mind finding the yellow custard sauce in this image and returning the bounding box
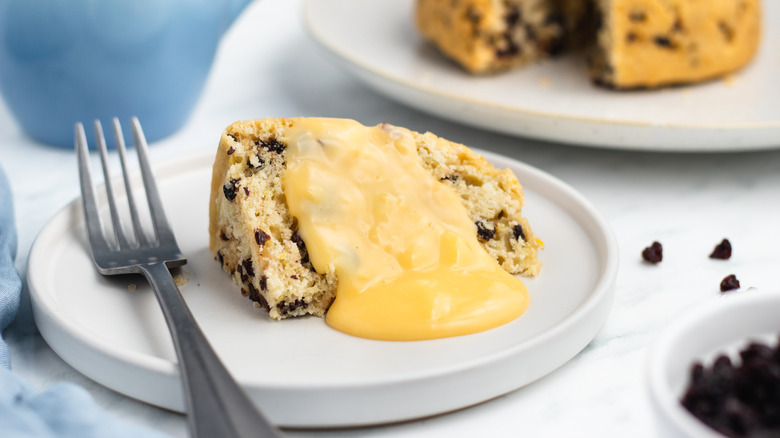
[282,119,529,341]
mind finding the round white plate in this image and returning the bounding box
[304,0,780,152]
[28,149,617,428]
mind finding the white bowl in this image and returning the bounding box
[647,289,780,438]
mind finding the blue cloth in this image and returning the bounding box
[0,165,170,438]
[0,163,21,369]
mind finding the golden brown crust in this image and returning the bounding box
[594,0,762,88]
[590,0,761,88]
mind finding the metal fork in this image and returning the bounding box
[75,117,283,438]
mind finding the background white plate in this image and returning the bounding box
[28,149,617,428]
[305,0,780,152]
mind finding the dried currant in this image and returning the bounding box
[223,179,239,201]
[512,224,526,241]
[710,239,732,260]
[681,337,780,437]
[718,21,734,42]
[720,274,740,292]
[278,298,308,316]
[291,231,311,266]
[475,220,496,241]
[241,259,255,278]
[255,229,270,246]
[653,36,674,49]
[247,155,265,169]
[629,11,646,22]
[247,283,269,311]
[237,264,248,283]
[642,241,663,263]
[256,138,286,154]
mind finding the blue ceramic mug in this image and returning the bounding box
[0,0,252,148]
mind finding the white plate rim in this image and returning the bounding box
[28,148,618,427]
[303,0,780,151]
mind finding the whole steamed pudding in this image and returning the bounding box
[209,118,542,341]
[416,0,762,89]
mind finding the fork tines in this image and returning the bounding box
[75,117,176,254]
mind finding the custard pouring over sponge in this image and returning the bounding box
[209,118,542,327]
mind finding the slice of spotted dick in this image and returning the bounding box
[208,118,542,320]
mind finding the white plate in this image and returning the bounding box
[304,0,780,152]
[28,149,617,428]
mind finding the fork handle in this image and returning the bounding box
[141,263,283,438]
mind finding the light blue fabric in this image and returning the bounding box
[0,163,20,369]
[0,165,170,438]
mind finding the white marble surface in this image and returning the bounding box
[2,1,780,437]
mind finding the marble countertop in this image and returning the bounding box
[3,1,780,437]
